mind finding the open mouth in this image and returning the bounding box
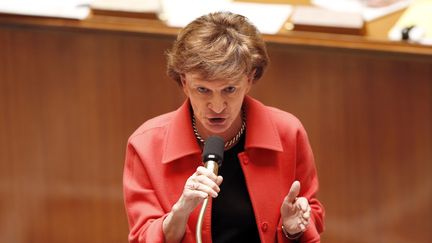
[208,117,226,124]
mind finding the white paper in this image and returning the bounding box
[292,6,363,29]
[229,2,293,35]
[91,0,161,13]
[160,0,230,28]
[0,0,92,19]
[312,0,412,21]
[160,0,292,34]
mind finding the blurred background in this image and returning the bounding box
[0,0,431,242]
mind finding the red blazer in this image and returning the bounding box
[123,96,324,243]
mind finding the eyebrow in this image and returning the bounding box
[191,82,240,90]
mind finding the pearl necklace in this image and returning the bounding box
[192,110,246,149]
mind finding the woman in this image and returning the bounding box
[123,12,324,243]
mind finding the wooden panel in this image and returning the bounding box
[253,44,432,243]
[0,26,183,243]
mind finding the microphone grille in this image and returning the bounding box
[202,136,224,165]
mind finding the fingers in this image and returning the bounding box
[295,197,311,231]
[296,197,308,212]
[196,166,218,181]
[185,166,222,199]
[216,175,223,185]
[281,195,311,235]
[176,166,224,215]
[196,166,222,193]
[286,180,301,203]
[184,181,209,199]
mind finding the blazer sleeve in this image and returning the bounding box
[123,142,167,243]
[295,125,325,242]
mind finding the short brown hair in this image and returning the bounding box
[166,11,269,85]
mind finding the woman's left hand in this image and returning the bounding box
[280,180,311,235]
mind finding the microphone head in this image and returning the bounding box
[202,136,224,166]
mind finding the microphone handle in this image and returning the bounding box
[205,160,219,175]
[196,160,219,243]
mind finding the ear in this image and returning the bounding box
[245,70,255,93]
[180,73,186,86]
[248,68,257,83]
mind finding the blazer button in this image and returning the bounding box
[261,222,268,232]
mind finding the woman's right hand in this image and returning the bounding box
[174,166,223,215]
[164,166,222,242]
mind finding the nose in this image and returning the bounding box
[208,94,226,113]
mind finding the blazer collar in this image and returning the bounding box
[243,96,283,152]
[162,96,283,164]
[162,100,201,164]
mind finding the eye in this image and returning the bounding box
[223,86,236,93]
[197,87,209,93]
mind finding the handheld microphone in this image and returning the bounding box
[202,135,224,175]
[196,136,224,243]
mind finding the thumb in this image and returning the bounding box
[287,180,301,203]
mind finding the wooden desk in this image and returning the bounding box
[0,5,431,243]
[0,4,431,56]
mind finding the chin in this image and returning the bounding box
[203,122,231,136]
[204,126,228,136]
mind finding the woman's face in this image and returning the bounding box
[181,72,252,141]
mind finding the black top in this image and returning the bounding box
[211,134,261,243]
